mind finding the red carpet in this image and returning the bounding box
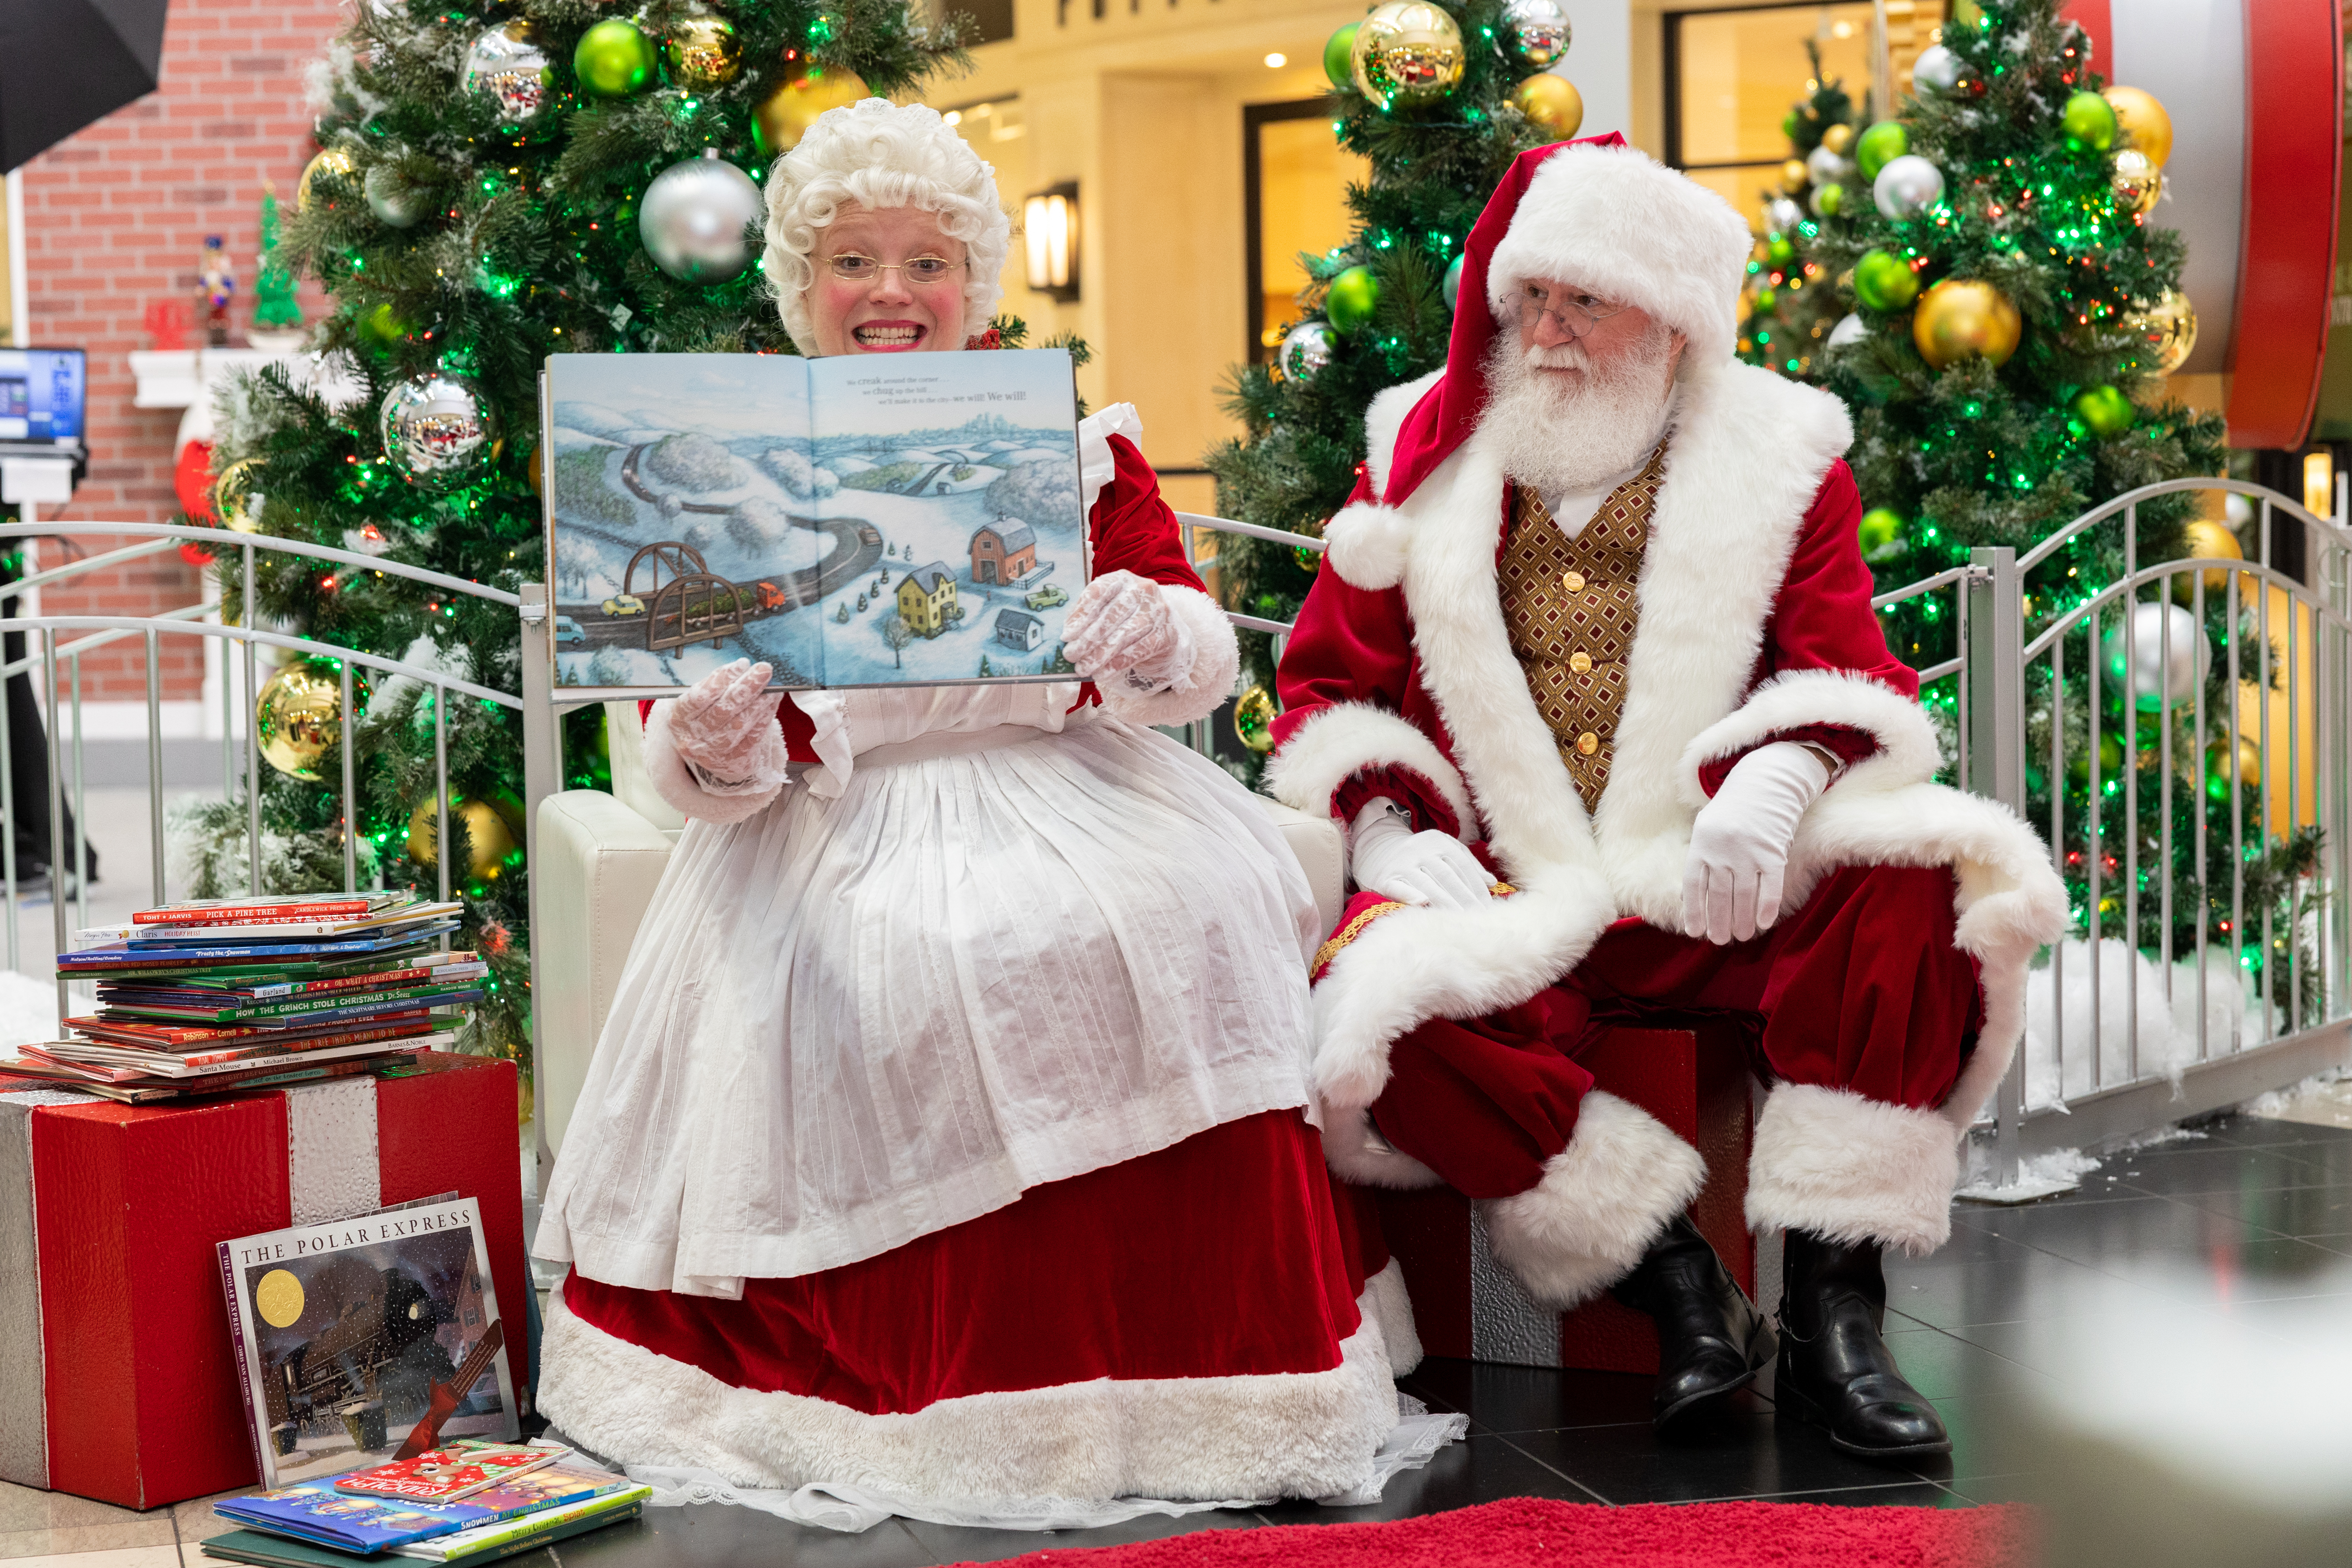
[947,1496,2035,1567]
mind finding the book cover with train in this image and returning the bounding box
[539,348,1088,691]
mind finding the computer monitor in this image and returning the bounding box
[0,349,86,448]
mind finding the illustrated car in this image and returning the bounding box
[1025,583,1068,610]
[753,581,789,611]
[553,615,586,645]
[602,594,646,618]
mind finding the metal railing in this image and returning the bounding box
[1875,480,2352,1186]
[0,521,524,1022]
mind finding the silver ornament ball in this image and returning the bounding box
[380,373,495,486]
[460,20,550,124]
[639,150,764,285]
[364,164,430,229]
[1278,321,1335,382]
[1910,43,1964,95]
[1826,313,1868,350]
[1502,0,1570,67]
[1765,196,1804,234]
[1873,154,1945,219]
[1441,253,1465,312]
[1805,143,1850,186]
[2102,602,2211,712]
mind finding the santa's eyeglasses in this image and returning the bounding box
[1520,283,1630,337]
[827,253,965,284]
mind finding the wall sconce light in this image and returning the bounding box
[1023,183,1080,304]
[2304,449,2337,520]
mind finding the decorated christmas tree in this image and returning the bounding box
[1206,0,1577,762]
[249,188,304,344]
[192,0,971,1090]
[1744,0,2305,1016]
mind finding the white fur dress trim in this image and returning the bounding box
[1745,1083,1960,1256]
[1093,586,1239,729]
[1481,1091,1705,1308]
[538,1263,1413,1508]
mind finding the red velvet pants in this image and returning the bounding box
[1370,865,1983,1199]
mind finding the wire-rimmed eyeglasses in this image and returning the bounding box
[1521,282,1630,337]
[827,253,966,284]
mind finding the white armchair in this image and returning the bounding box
[533,703,1346,1161]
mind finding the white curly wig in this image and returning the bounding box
[761,97,1011,355]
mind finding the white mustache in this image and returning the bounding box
[1525,340,1594,371]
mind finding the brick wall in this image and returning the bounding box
[21,0,342,702]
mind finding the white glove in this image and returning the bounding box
[667,658,788,794]
[1064,571,1195,690]
[1349,799,1495,910]
[1680,741,1832,945]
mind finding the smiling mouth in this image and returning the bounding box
[852,322,926,349]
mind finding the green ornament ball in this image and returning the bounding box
[1766,235,1795,267]
[1781,108,1803,141]
[1857,507,1905,560]
[1324,23,1359,91]
[2061,90,2118,153]
[1812,182,1844,218]
[354,302,408,350]
[1850,249,1920,312]
[1325,265,1381,332]
[573,18,656,98]
[1751,285,1777,313]
[2071,383,2136,437]
[1854,119,1908,182]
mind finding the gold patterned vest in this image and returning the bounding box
[1499,444,1668,813]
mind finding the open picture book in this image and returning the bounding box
[540,347,1088,692]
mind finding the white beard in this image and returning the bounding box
[1480,324,1680,498]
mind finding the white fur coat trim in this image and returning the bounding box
[1481,1091,1705,1308]
[537,1268,1408,1506]
[1264,700,1476,833]
[1094,585,1238,729]
[1324,501,1411,592]
[1363,370,1444,499]
[642,701,787,826]
[1745,1083,1959,1255]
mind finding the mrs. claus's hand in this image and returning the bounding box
[667,658,786,786]
[1064,571,1189,687]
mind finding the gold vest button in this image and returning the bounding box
[1562,570,1586,592]
[1568,650,1592,674]
[1577,731,1600,755]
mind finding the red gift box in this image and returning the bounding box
[0,1051,528,1509]
[1370,1026,1756,1373]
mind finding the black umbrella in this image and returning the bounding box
[0,0,170,174]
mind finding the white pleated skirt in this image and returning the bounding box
[536,708,1322,1299]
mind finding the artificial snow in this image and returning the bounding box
[2022,939,2256,1110]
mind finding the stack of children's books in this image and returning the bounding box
[2,892,481,1101]
[202,1440,650,1567]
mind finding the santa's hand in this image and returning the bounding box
[1680,741,1831,945]
[666,658,788,792]
[1349,799,1494,910]
[1064,571,1192,689]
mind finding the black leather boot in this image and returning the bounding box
[1775,1230,1950,1460]
[1610,1212,1774,1435]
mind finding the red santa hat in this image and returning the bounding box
[1369,135,1753,512]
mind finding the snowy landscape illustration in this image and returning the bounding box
[542,350,1084,689]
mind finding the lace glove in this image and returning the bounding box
[1064,571,1196,692]
[1680,741,1832,945]
[1349,798,1495,910]
[667,658,789,794]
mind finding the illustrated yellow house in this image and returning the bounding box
[897,561,959,638]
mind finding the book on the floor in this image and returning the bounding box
[201,1488,647,1568]
[26,1027,450,1078]
[88,980,484,1024]
[60,924,460,967]
[219,1194,520,1489]
[52,1016,443,1061]
[0,1050,424,1103]
[211,1486,499,1554]
[133,892,411,924]
[45,942,450,980]
[96,954,481,1001]
[89,900,462,943]
[541,348,1088,693]
[333,1441,565,1503]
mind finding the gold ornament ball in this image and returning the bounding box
[213,457,266,533]
[297,147,356,214]
[2103,84,2173,170]
[1912,278,2021,370]
[408,794,522,884]
[1349,1,1466,112]
[1233,686,1278,754]
[666,12,742,87]
[1781,158,1810,194]
[1513,72,1582,137]
[255,661,345,780]
[2205,734,2260,801]
[2170,515,2244,601]
[752,67,870,158]
[2123,287,2197,375]
[1820,122,1855,156]
[2110,148,2160,215]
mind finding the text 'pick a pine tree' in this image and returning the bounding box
[1207,0,1577,766]
[197,0,971,1089]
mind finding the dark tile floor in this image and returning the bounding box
[173,1112,2352,1568]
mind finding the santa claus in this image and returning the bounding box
[1270,136,2066,1460]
